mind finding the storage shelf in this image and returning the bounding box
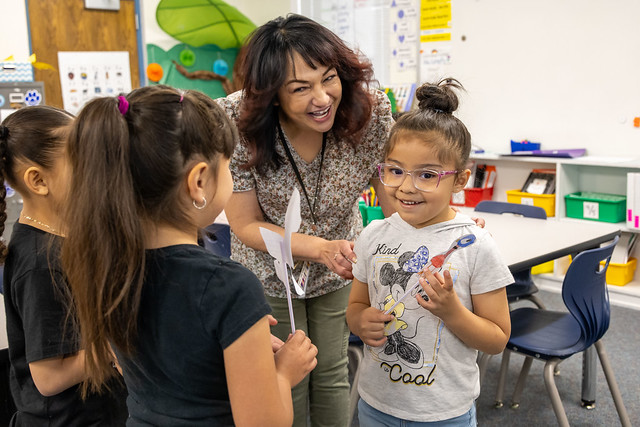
[471,154,640,310]
[536,273,640,311]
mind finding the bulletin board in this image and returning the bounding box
[301,0,640,158]
[26,0,140,109]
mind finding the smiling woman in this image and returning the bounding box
[215,13,394,427]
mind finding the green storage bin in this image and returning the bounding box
[564,192,626,223]
[358,202,384,226]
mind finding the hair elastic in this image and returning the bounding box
[117,95,129,116]
[179,94,184,103]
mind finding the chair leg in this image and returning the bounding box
[510,355,533,408]
[594,341,632,427]
[525,294,546,310]
[494,349,511,408]
[347,345,364,427]
[477,352,492,387]
[543,358,570,427]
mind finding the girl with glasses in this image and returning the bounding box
[60,86,317,426]
[346,79,512,426]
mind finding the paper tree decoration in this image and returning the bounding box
[385,234,477,314]
[259,188,305,334]
[156,0,256,49]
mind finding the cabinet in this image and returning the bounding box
[470,153,640,310]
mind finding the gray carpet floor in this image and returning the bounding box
[351,289,640,426]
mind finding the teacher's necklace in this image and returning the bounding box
[277,123,327,233]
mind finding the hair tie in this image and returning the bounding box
[0,125,8,140]
[179,94,184,103]
[117,95,129,116]
[432,108,444,113]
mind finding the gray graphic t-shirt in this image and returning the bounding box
[352,212,513,422]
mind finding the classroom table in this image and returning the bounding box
[476,210,621,407]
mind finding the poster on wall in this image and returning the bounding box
[58,51,132,115]
[419,0,452,83]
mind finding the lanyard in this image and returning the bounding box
[277,123,327,227]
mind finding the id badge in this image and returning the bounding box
[297,261,310,294]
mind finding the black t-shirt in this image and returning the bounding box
[3,223,128,426]
[116,244,271,426]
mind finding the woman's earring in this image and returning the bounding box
[193,196,207,210]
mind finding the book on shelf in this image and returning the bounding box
[521,169,556,194]
[627,172,640,229]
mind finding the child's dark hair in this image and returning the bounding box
[61,85,237,394]
[0,106,74,263]
[386,78,471,171]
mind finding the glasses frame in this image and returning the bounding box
[376,163,459,192]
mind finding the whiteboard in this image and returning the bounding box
[301,0,640,158]
[442,0,640,157]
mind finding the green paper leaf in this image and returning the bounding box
[157,0,256,48]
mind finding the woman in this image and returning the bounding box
[216,14,393,426]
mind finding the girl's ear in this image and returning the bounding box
[22,166,49,196]
[453,169,471,193]
[186,161,215,205]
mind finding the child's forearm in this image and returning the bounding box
[29,351,87,396]
[441,304,510,354]
[346,302,368,337]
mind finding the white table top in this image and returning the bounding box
[475,211,621,272]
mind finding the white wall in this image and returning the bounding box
[1,0,31,60]
[449,0,640,158]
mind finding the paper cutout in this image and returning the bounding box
[259,188,303,334]
[384,234,476,314]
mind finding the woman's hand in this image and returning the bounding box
[317,239,357,279]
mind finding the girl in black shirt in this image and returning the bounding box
[0,106,127,426]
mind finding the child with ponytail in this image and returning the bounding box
[0,106,127,426]
[61,85,317,426]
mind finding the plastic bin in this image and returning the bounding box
[511,140,541,152]
[531,260,554,275]
[359,202,384,226]
[600,257,637,286]
[565,192,626,223]
[506,190,556,217]
[453,187,494,208]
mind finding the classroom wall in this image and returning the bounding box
[4,1,639,159]
[448,0,640,158]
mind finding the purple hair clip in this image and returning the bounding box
[117,95,129,116]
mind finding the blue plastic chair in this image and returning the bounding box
[494,235,631,427]
[474,200,547,309]
[200,223,231,258]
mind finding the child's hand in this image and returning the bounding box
[267,315,285,352]
[357,307,395,347]
[274,330,318,388]
[416,269,463,320]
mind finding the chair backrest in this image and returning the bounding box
[475,200,547,219]
[562,235,619,349]
[201,223,231,258]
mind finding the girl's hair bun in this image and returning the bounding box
[415,78,463,114]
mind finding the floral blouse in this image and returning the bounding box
[216,89,393,298]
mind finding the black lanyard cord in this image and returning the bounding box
[277,123,327,225]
